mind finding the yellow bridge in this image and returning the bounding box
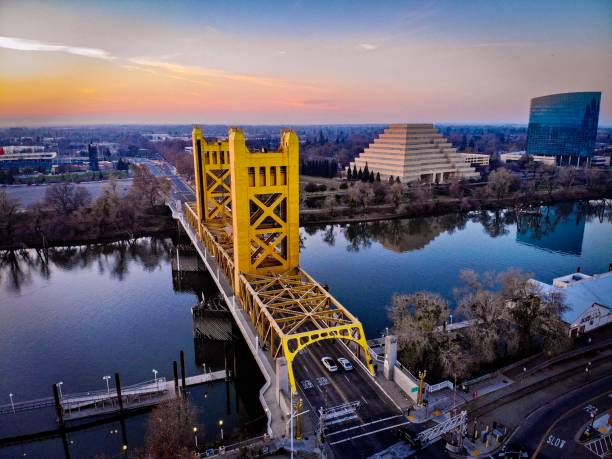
[183,126,374,393]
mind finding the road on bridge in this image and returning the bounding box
[162,160,409,457]
[294,339,405,458]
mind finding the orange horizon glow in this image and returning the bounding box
[1,1,611,126]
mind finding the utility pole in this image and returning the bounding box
[417,370,427,406]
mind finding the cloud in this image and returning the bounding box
[0,36,115,60]
[359,43,378,51]
[127,56,319,91]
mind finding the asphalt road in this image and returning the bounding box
[156,160,411,457]
[293,340,405,458]
[509,374,612,459]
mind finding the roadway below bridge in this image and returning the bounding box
[293,339,406,458]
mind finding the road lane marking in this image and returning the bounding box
[327,414,406,437]
[329,421,410,445]
[533,386,612,458]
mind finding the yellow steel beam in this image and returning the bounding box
[190,126,375,395]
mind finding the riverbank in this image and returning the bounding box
[0,206,176,250]
[300,187,610,225]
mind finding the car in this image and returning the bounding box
[337,357,353,371]
[321,356,337,372]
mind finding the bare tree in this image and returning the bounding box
[448,178,463,199]
[389,183,404,208]
[486,168,517,200]
[456,269,516,363]
[44,182,92,216]
[323,195,337,216]
[558,167,577,188]
[498,268,570,353]
[142,398,199,459]
[0,190,20,244]
[129,164,171,212]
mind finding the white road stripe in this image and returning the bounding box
[329,421,410,445]
[327,414,406,437]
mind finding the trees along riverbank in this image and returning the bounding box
[388,268,570,384]
[300,166,612,225]
[0,165,173,250]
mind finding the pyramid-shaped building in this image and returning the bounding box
[349,124,479,183]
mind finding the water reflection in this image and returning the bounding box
[0,238,173,293]
[308,201,611,256]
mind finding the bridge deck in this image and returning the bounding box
[182,202,374,392]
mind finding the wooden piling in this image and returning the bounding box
[173,360,179,395]
[180,350,186,391]
[53,384,64,428]
[115,373,124,414]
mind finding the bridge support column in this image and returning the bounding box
[275,357,289,403]
[53,383,64,428]
[383,335,397,380]
[115,373,124,414]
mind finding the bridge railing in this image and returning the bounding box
[183,202,235,289]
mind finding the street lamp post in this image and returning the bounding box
[219,420,224,441]
[57,382,64,399]
[9,393,15,414]
[193,426,198,448]
[590,408,598,427]
[152,369,158,389]
[103,375,111,394]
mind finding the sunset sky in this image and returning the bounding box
[1,0,611,126]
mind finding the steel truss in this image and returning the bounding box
[190,127,375,393]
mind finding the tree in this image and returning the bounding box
[44,182,92,216]
[448,178,463,199]
[389,183,404,208]
[395,177,401,184]
[142,398,199,459]
[92,176,123,231]
[352,165,358,179]
[0,190,20,244]
[369,171,375,183]
[498,269,569,353]
[304,182,318,193]
[455,269,516,363]
[362,163,369,182]
[486,168,517,199]
[388,175,394,185]
[376,172,381,182]
[323,195,337,216]
[357,167,363,181]
[346,167,352,181]
[389,292,469,379]
[128,164,171,211]
[558,167,577,188]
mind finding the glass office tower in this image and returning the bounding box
[526,92,601,166]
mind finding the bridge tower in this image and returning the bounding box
[192,127,232,224]
[228,127,300,289]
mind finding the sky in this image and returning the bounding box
[0,0,611,126]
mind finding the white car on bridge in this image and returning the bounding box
[337,357,353,371]
[321,356,338,372]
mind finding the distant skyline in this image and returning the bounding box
[1,0,611,127]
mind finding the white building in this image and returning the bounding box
[500,151,556,166]
[348,124,479,184]
[461,152,490,167]
[530,270,612,337]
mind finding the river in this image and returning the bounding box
[0,237,265,458]
[0,201,610,457]
[300,201,612,337]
